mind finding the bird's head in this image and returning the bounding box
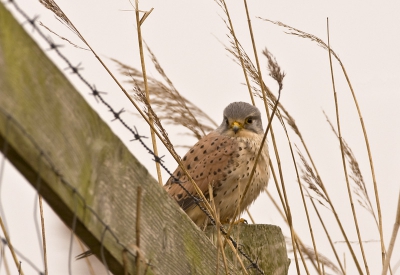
[216,102,264,137]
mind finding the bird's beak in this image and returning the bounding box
[231,121,243,134]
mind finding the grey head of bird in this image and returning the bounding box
[215,102,263,137]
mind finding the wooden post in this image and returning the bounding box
[0,3,288,274]
[206,224,290,274]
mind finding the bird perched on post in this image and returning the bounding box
[164,102,270,228]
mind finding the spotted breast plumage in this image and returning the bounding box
[164,102,270,227]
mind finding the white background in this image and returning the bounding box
[1,0,400,274]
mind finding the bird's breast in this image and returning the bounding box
[211,136,269,221]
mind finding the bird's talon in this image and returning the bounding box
[234,218,248,224]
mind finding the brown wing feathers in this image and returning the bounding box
[164,132,237,211]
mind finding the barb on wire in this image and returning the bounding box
[66,62,83,74]
[110,108,125,121]
[129,127,147,141]
[89,85,106,103]
[5,0,266,273]
[47,40,63,51]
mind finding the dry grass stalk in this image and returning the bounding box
[122,250,128,275]
[295,113,365,273]
[324,112,378,225]
[287,237,343,275]
[224,29,306,273]
[260,16,385,266]
[257,18,340,60]
[240,0,274,182]
[298,148,350,274]
[257,49,309,275]
[239,7,281,239]
[270,180,350,275]
[266,190,312,274]
[281,105,354,275]
[224,47,304,237]
[38,22,88,50]
[250,43,320,272]
[304,185,346,274]
[225,238,249,275]
[297,149,328,205]
[0,216,24,275]
[242,0,267,109]
[223,46,284,227]
[38,195,48,275]
[269,34,362,275]
[268,160,288,217]
[224,40,275,106]
[134,1,163,186]
[131,85,181,161]
[381,191,400,275]
[264,81,324,274]
[0,245,11,275]
[214,0,255,105]
[267,185,316,275]
[279,121,322,274]
[298,143,348,273]
[217,218,230,275]
[38,0,86,43]
[295,237,312,275]
[145,44,218,135]
[262,49,285,90]
[326,20,369,275]
[208,185,230,275]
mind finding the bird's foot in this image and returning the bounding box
[233,218,248,225]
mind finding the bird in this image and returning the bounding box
[164,102,270,228]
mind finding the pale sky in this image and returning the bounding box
[1,0,400,274]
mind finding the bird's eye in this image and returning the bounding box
[225,118,229,125]
[246,118,253,124]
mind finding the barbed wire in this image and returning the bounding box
[2,0,266,274]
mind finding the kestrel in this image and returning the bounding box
[164,102,270,227]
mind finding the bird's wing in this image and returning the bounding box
[164,132,238,211]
